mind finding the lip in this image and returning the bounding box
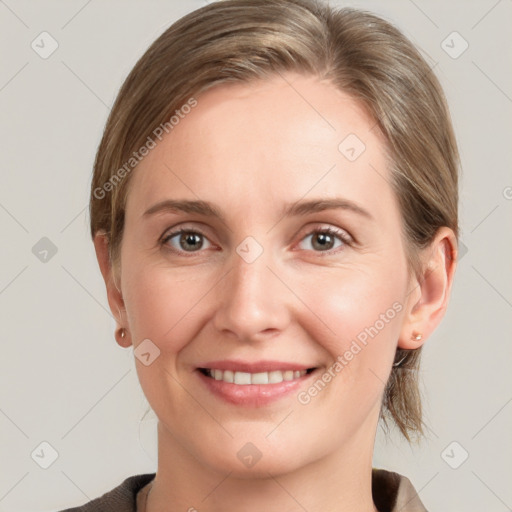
[195,360,319,407]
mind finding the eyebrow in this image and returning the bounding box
[142,198,373,222]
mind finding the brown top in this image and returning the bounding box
[59,468,428,511]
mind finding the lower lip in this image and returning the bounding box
[196,370,316,406]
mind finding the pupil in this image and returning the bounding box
[314,233,333,250]
[180,232,202,251]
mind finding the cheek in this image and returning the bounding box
[295,263,406,373]
[290,269,406,435]
[122,259,214,352]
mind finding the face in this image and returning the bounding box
[117,73,415,475]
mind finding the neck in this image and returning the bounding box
[146,421,380,512]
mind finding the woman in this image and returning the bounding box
[63,0,459,510]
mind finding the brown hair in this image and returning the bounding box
[89,0,459,442]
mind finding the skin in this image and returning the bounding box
[94,72,457,512]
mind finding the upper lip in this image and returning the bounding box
[197,360,316,373]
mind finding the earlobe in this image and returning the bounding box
[93,232,131,347]
[398,227,458,349]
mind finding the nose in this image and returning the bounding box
[212,243,290,343]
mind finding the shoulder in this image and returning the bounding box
[372,468,428,512]
[58,473,156,512]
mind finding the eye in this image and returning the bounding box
[161,229,212,253]
[297,227,351,254]
[160,226,351,256]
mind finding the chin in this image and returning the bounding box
[207,452,304,479]
[194,434,313,479]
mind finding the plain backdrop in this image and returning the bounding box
[1,1,511,511]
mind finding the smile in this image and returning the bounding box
[196,362,319,406]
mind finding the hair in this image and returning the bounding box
[89,0,459,442]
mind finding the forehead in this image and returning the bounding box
[126,72,394,219]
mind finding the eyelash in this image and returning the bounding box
[159,226,352,257]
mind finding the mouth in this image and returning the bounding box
[195,361,319,406]
[198,367,316,385]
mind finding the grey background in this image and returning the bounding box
[0,1,511,510]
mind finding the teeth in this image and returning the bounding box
[223,370,234,383]
[251,372,269,384]
[283,370,294,381]
[268,371,283,384]
[205,368,308,385]
[234,371,252,385]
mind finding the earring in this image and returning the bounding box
[116,327,127,342]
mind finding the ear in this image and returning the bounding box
[398,226,458,349]
[93,231,131,348]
